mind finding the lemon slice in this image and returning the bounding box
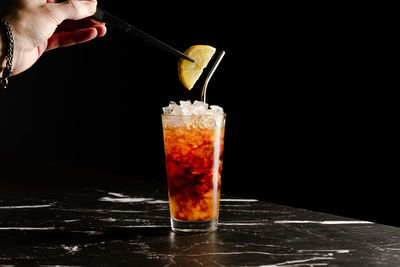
[178,45,216,90]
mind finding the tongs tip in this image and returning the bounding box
[185,56,195,63]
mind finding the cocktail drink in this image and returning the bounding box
[162,101,225,232]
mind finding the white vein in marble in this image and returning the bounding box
[61,245,80,254]
[219,222,268,226]
[107,192,129,197]
[297,249,352,254]
[55,208,146,213]
[146,200,169,204]
[98,191,166,203]
[182,251,305,257]
[63,219,80,223]
[98,191,170,205]
[115,225,170,228]
[220,198,258,202]
[70,230,104,235]
[261,256,335,266]
[274,220,374,224]
[0,204,52,209]
[99,197,154,203]
[100,217,117,222]
[0,227,56,230]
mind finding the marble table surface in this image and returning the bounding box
[1,180,400,266]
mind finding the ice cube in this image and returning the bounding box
[193,100,209,115]
[163,100,223,117]
[162,106,173,114]
[162,101,183,115]
[180,100,192,115]
[210,105,224,114]
[171,106,182,115]
[179,100,191,107]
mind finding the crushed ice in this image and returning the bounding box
[162,100,224,115]
[162,100,225,128]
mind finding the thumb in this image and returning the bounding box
[51,0,97,22]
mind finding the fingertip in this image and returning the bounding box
[73,27,98,43]
[96,25,107,37]
[86,27,98,39]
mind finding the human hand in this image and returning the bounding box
[1,0,106,76]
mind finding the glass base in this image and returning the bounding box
[171,218,218,233]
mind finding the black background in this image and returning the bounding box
[0,2,396,225]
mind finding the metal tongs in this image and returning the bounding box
[92,7,195,63]
[93,7,225,102]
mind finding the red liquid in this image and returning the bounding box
[163,124,224,221]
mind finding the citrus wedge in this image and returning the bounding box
[178,45,216,90]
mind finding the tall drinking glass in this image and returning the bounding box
[162,113,226,232]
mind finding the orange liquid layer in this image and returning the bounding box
[163,125,224,221]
